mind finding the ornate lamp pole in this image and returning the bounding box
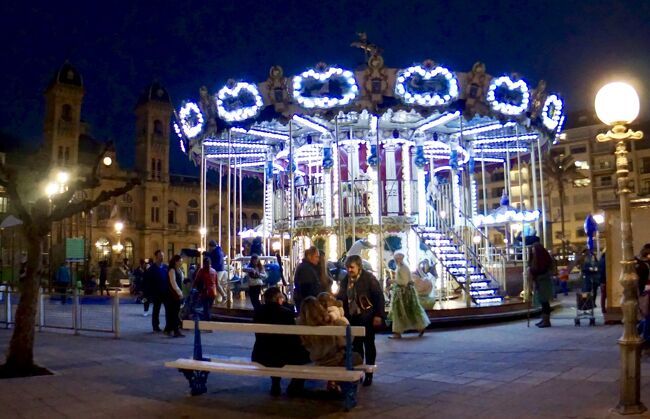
[595,81,645,415]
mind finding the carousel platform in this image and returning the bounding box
[209,295,560,327]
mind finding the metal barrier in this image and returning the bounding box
[1,285,119,338]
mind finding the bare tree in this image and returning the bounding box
[0,143,139,377]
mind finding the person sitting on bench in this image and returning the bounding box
[251,287,311,397]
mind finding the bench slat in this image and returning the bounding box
[206,356,376,373]
[165,358,364,382]
[182,320,366,337]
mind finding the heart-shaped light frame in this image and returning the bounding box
[216,82,264,122]
[173,101,204,139]
[542,94,563,130]
[292,67,359,109]
[395,65,459,106]
[486,76,530,116]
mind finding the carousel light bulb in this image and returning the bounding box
[593,213,605,224]
[199,226,207,236]
[114,221,124,234]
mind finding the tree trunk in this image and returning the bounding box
[2,234,44,375]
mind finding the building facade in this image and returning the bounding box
[3,63,262,273]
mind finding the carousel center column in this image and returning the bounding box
[384,141,400,215]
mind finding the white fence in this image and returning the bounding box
[0,286,120,337]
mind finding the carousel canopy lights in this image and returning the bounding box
[542,94,564,131]
[462,121,516,136]
[472,133,538,145]
[487,76,530,116]
[231,126,289,140]
[175,102,204,139]
[474,147,528,153]
[292,114,330,134]
[416,111,461,132]
[474,209,540,226]
[203,140,269,151]
[292,67,359,109]
[216,82,264,122]
[395,65,459,106]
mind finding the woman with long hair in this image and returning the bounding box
[243,254,266,310]
[165,254,185,337]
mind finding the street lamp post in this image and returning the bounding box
[595,81,645,415]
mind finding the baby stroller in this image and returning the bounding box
[575,291,596,326]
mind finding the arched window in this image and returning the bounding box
[124,239,134,264]
[242,213,248,229]
[251,213,260,226]
[188,199,199,208]
[61,104,72,122]
[156,159,162,178]
[95,237,111,262]
[187,198,199,226]
[154,120,163,135]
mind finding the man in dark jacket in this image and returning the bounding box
[337,254,385,386]
[252,287,310,396]
[293,246,321,312]
[143,250,168,332]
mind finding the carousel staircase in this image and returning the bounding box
[413,226,505,306]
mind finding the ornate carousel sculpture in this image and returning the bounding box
[173,35,564,311]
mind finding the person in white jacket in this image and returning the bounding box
[165,254,185,337]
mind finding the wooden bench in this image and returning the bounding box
[165,318,372,411]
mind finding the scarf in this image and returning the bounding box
[347,274,361,316]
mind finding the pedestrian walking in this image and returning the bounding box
[98,260,108,296]
[55,262,71,304]
[193,257,218,321]
[165,254,185,337]
[580,248,600,306]
[337,254,385,386]
[293,246,321,312]
[144,250,168,332]
[388,252,430,339]
[207,240,227,302]
[528,237,554,328]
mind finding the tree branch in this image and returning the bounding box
[0,161,32,225]
[56,141,113,204]
[49,177,139,223]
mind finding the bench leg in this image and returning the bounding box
[179,369,209,396]
[340,382,358,411]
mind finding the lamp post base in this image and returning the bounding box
[614,338,646,415]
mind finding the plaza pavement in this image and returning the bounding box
[1,295,650,418]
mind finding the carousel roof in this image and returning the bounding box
[172,38,565,172]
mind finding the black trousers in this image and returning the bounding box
[541,301,552,315]
[164,298,181,333]
[351,320,377,365]
[151,297,162,331]
[249,285,262,311]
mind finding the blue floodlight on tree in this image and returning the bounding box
[215,82,264,122]
[486,76,530,116]
[584,213,598,253]
[394,65,459,106]
[542,94,564,131]
[292,67,359,109]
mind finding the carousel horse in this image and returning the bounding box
[300,194,323,217]
[327,239,376,283]
[334,173,372,215]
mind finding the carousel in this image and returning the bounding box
[173,36,564,319]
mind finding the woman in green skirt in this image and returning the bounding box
[388,252,430,339]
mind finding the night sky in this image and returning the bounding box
[1,0,648,175]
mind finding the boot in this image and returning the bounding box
[363,372,373,387]
[537,314,551,328]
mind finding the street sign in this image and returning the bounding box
[65,238,85,262]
